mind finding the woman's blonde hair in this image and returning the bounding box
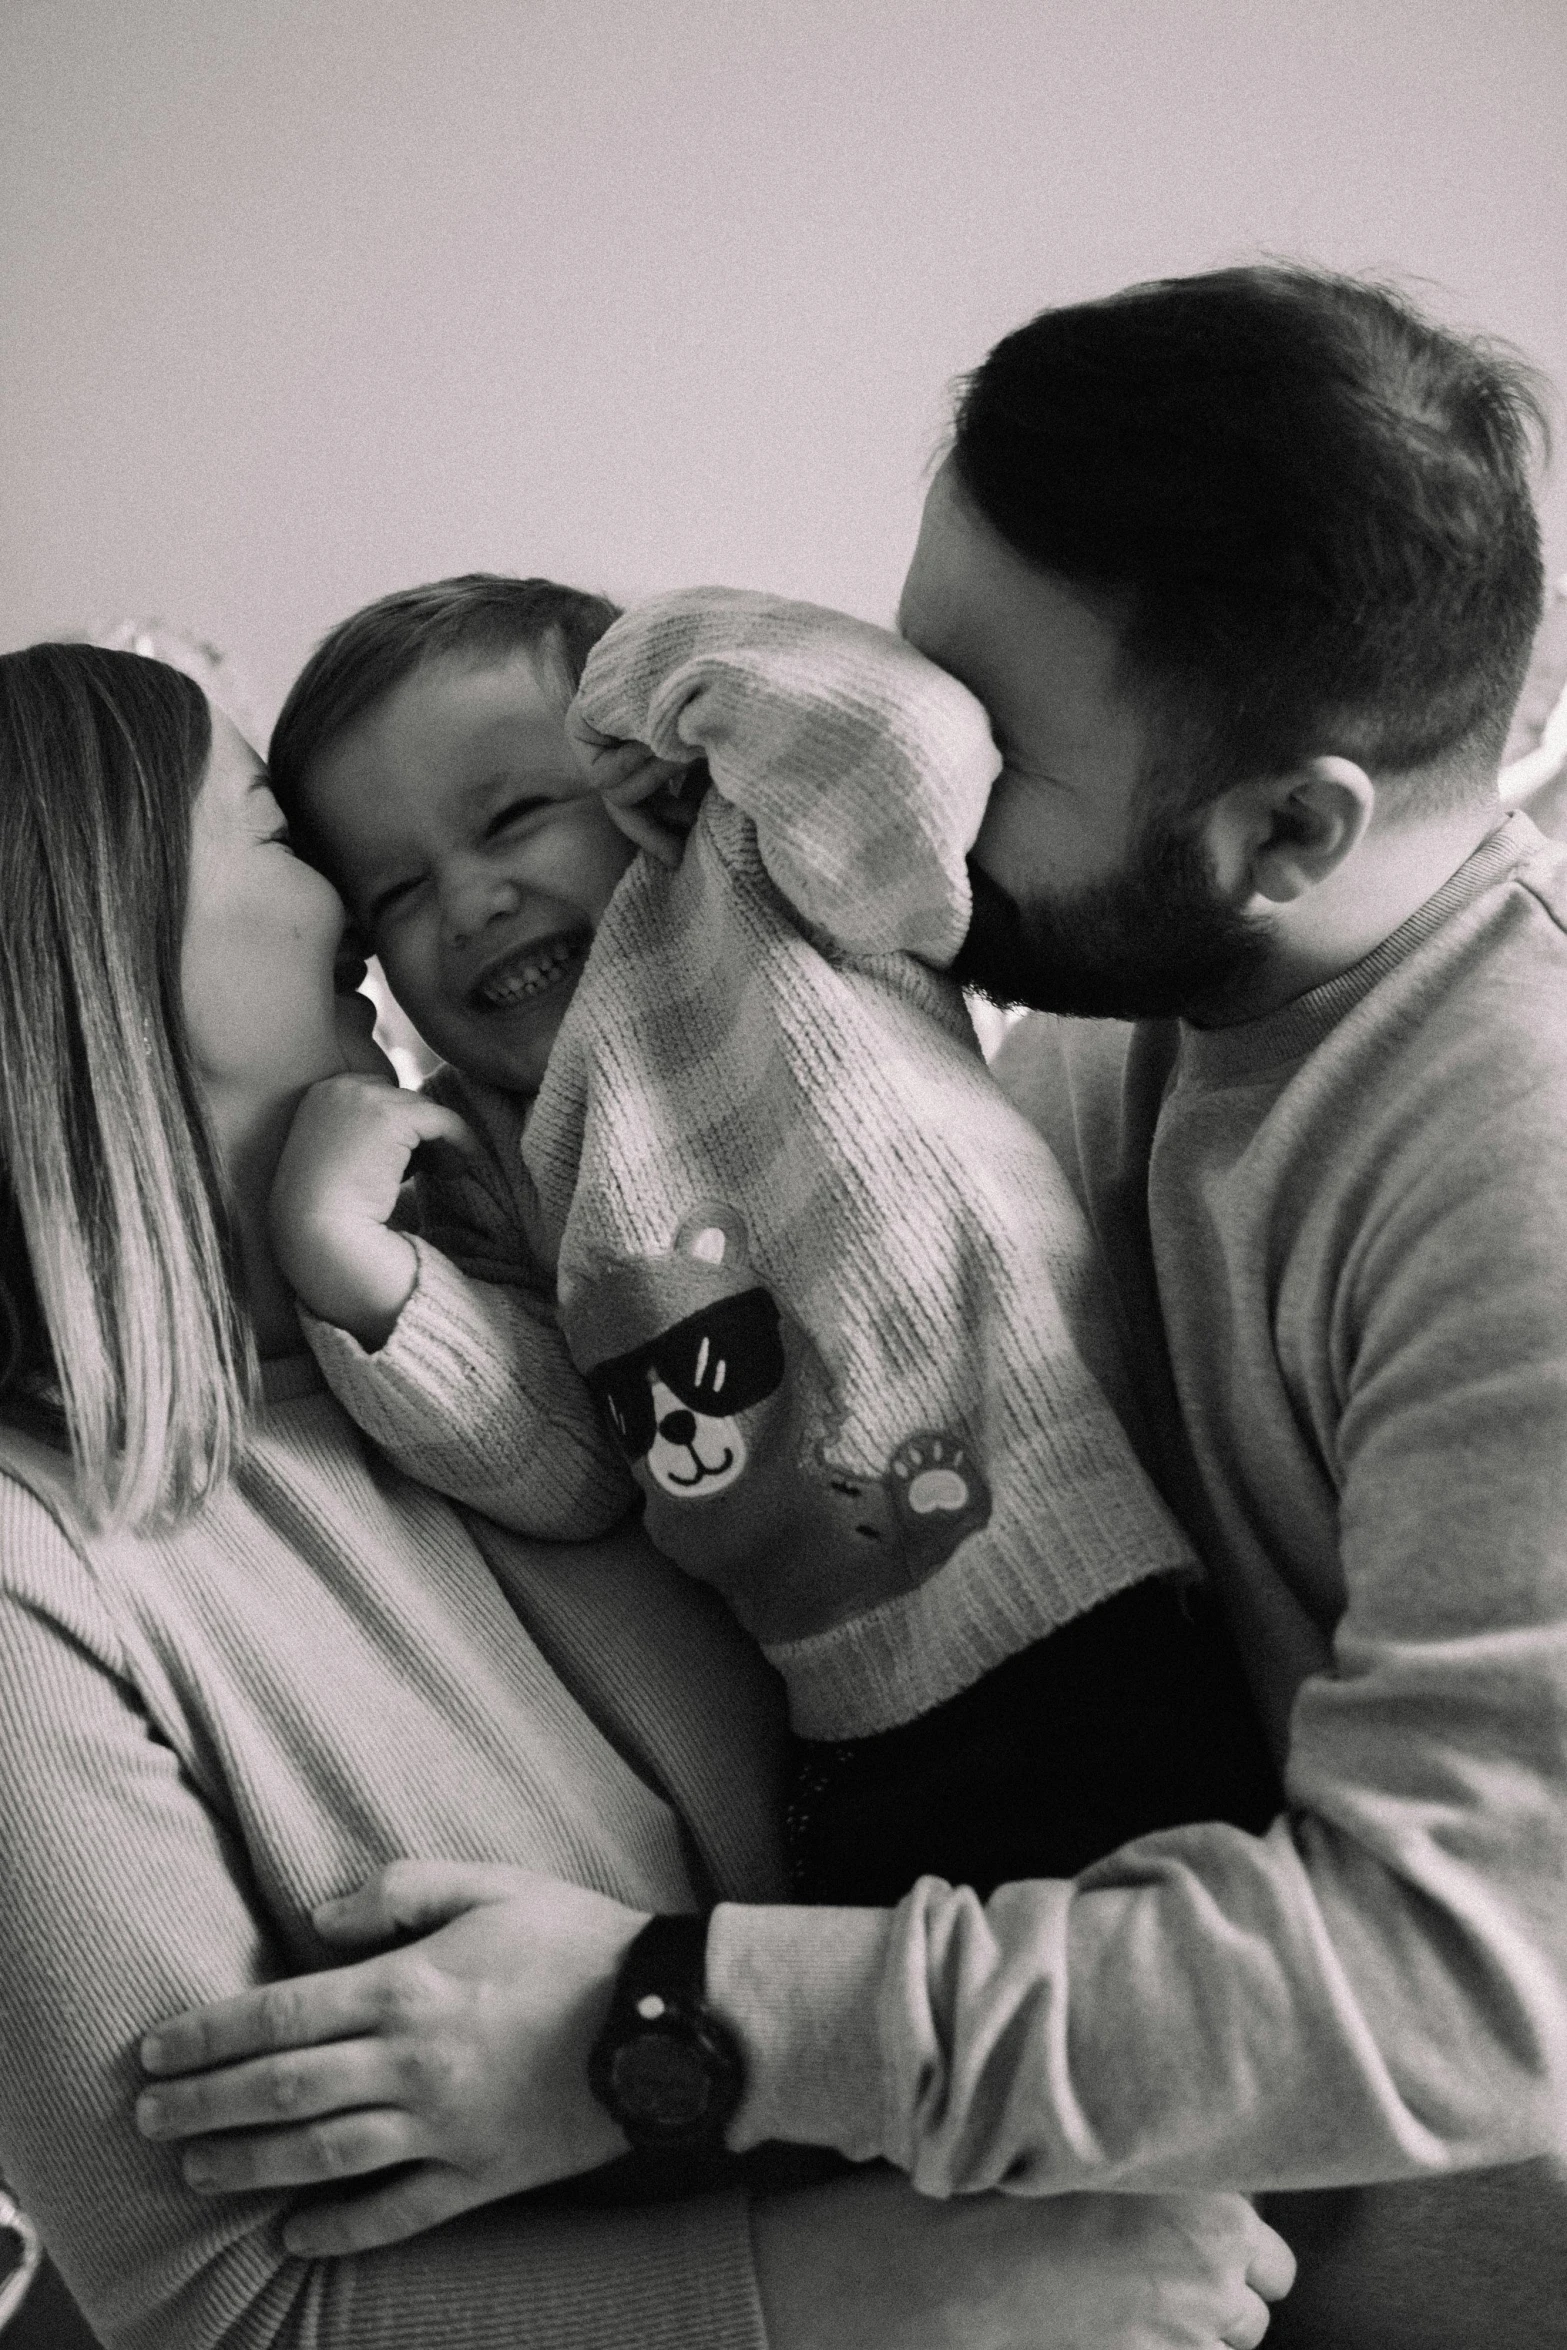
[0,644,255,1527]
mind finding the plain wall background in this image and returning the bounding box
[3,0,1565,733]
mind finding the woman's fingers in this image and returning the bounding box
[282,2164,482,2257]
[141,1961,390,2077]
[177,2106,420,2195]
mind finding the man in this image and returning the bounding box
[138,269,1566,2346]
[617,268,1567,2342]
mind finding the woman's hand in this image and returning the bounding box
[563,703,707,866]
[753,2167,1295,2350]
[136,1861,647,2253]
[268,1073,476,1349]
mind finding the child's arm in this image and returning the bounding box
[270,1074,634,1538]
[570,588,1002,965]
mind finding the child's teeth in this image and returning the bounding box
[476,939,579,1008]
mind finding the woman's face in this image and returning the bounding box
[181,708,392,1114]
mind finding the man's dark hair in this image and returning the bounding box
[950,264,1551,806]
[269,574,621,823]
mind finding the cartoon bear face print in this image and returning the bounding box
[564,1201,992,1649]
[584,1283,786,1501]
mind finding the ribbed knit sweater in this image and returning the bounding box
[0,1360,789,2350]
[309,592,1196,1739]
[702,817,1567,2337]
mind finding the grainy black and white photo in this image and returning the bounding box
[2,4,1565,2345]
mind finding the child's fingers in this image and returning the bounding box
[606,798,685,867]
[594,749,692,807]
[393,1097,480,1157]
[563,705,646,786]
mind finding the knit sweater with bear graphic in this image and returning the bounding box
[306,593,1200,1742]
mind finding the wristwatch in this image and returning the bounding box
[587,1912,745,2150]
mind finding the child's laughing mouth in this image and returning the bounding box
[468,930,590,1013]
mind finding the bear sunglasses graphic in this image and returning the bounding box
[585,1283,784,1500]
[568,1201,993,1647]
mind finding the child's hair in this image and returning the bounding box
[269,575,622,833]
[0,644,255,1529]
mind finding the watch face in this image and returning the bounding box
[610,2032,714,2129]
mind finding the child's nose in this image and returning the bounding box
[441,865,521,948]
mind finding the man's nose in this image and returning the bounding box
[440,864,521,948]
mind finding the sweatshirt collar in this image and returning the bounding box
[1173,813,1534,1088]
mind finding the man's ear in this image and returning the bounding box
[1201,757,1375,910]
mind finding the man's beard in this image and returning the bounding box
[951,804,1271,1023]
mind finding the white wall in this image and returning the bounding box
[3,0,1564,730]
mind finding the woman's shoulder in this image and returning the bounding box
[0,1417,86,1546]
[0,1422,129,1668]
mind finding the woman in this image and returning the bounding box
[0,642,1288,2349]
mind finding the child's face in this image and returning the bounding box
[298,650,636,1094]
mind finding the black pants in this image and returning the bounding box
[786,1576,1282,1905]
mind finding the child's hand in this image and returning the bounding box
[268,1073,477,1350]
[563,702,707,867]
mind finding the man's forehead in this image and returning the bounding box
[901,473,1128,725]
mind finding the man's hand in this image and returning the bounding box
[563,701,707,866]
[268,1074,477,1350]
[752,2169,1295,2350]
[136,1861,647,2253]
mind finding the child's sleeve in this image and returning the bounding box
[573,589,1002,964]
[301,1125,634,1541]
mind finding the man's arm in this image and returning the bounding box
[0,1476,1291,2350]
[571,588,1001,963]
[707,1024,1567,2201]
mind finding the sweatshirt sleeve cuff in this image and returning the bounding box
[706,1901,893,2162]
[299,1235,483,1384]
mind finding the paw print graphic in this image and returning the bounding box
[885,1430,991,1573]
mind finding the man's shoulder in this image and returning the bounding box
[992,1010,1175,1133]
[1388,817,1567,1081]
[1501,813,1567,942]
[989,1011,1180,1215]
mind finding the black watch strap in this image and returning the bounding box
[587,1912,745,2151]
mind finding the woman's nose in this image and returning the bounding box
[441,865,521,948]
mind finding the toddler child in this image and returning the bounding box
[268,572,1277,1902]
